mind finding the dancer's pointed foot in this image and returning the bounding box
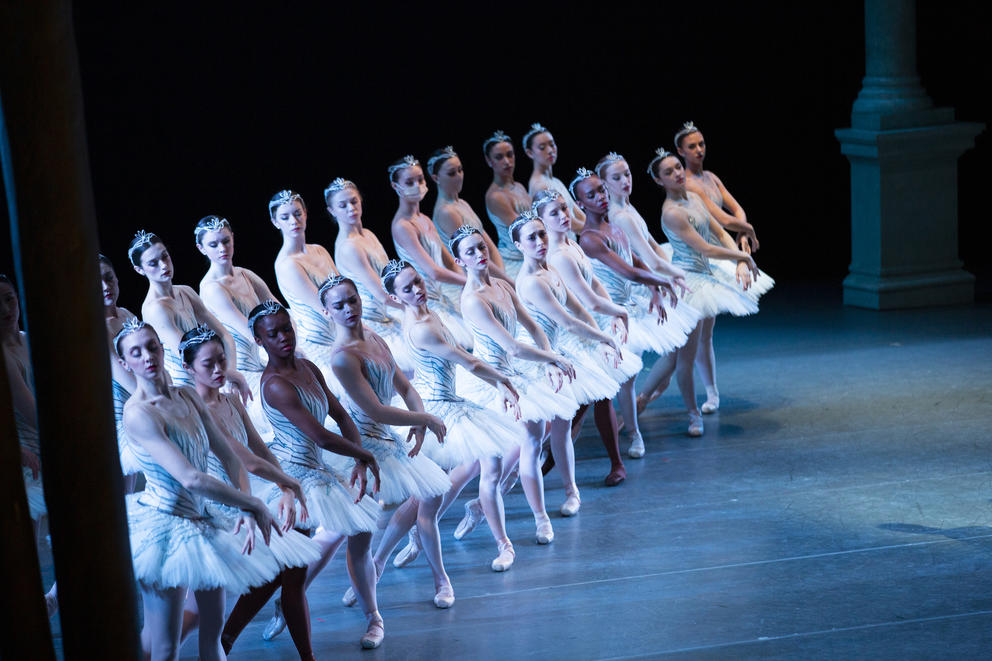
[491,539,515,572]
[627,432,645,459]
[393,526,421,568]
[361,611,385,649]
[560,489,581,517]
[260,597,285,640]
[453,499,485,541]
[535,514,555,544]
[605,464,626,487]
[701,390,719,414]
[433,584,455,609]
[688,411,704,437]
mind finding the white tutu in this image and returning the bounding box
[126,495,280,594]
[710,258,775,302]
[352,430,452,505]
[267,462,380,535]
[679,271,758,319]
[206,502,321,570]
[420,397,522,470]
[457,360,578,423]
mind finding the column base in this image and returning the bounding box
[843,269,975,309]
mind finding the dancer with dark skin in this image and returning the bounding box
[226,302,387,653]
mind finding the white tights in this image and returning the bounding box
[141,585,225,661]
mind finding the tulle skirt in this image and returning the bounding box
[710,259,775,303]
[348,425,452,505]
[457,359,579,424]
[126,496,280,593]
[678,271,759,319]
[267,460,380,535]
[206,502,322,570]
[420,396,522,470]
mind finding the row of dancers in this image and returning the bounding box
[5,121,772,659]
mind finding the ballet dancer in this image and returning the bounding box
[569,169,700,453]
[427,145,512,282]
[382,259,522,571]
[450,225,578,544]
[482,130,529,280]
[195,215,279,435]
[115,318,281,661]
[322,275,455,608]
[522,122,584,232]
[512,211,631,488]
[533,191,645,481]
[389,155,473,349]
[127,230,250,398]
[326,177,411,371]
[672,122,774,414]
[244,300,387,650]
[270,189,343,394]
[640,149,761,435]
[99,254,141,492]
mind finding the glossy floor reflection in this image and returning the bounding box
[123,283,991,659]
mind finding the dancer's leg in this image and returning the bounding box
[694,316,719,412]
[179,589,199,645]
[593,399,625,485]
[678,322,705,435]
[549,417,580,515]
[519,420,553,542]
[140,584,185,661]
[438,460,480,519]
[415,495,453,606]
[279,566,314,660]
[221,578,280,650]
[477,456,508,544]
[372,500,418,572]
[618,373,652,458]
[192,588,226,661]
[305,529,346,590]
[347,532,386,648]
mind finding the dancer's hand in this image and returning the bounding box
[498,380,521,421]
[21,448,41,479]
[350,457,381,499]
[737,257,758,290]
[250,497,280,546]
[739,229,759,253]
[277,488,297,533]
[234,514,257,554]
[611,315,629,345]
[673,275,692,298]
[227,369,253,405]
[283,477,309,525]
[648,288,669,325]
[601,342,622,370]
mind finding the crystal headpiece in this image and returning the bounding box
[194,216,231,243]
[317,274,350,303]
[482,130,511,156]
[427,146,458,174]
[448,224,481,254]
[531,188,562,214]
[127,230,156,262]
[674,121,699,147]
[324,177,356,201]
[387,155,420,180]
[380,259,411,282]
[509,210,540,238]
[268,190,302,214]
[248,300,286,333]
[646,147,675,178]
[178,323,218,353]
[567,167,595,200]
[113,317,151,358]
[522,122,548,148]
[595,152,626,177]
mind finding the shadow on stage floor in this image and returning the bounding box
[45,281,992,660]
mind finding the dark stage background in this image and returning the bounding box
[3,2,990,308]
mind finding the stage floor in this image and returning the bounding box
[49,283,992,659]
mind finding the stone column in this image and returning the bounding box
[835,0,984,309]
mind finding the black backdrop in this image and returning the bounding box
[3,2,990,308]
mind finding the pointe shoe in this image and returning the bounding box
[491,540,515,572]
[627,432,645,459]
[453,499,485,540]
[262,597,286,640]
[605,465,626,487]
[688,412,704,437]
[393,527,421,568]
[535,516,555,544]
[342,586,358,608]
[701,392,719,414]
[433,584,455,609]
[560,491,581,517]
[361,612,385,649]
